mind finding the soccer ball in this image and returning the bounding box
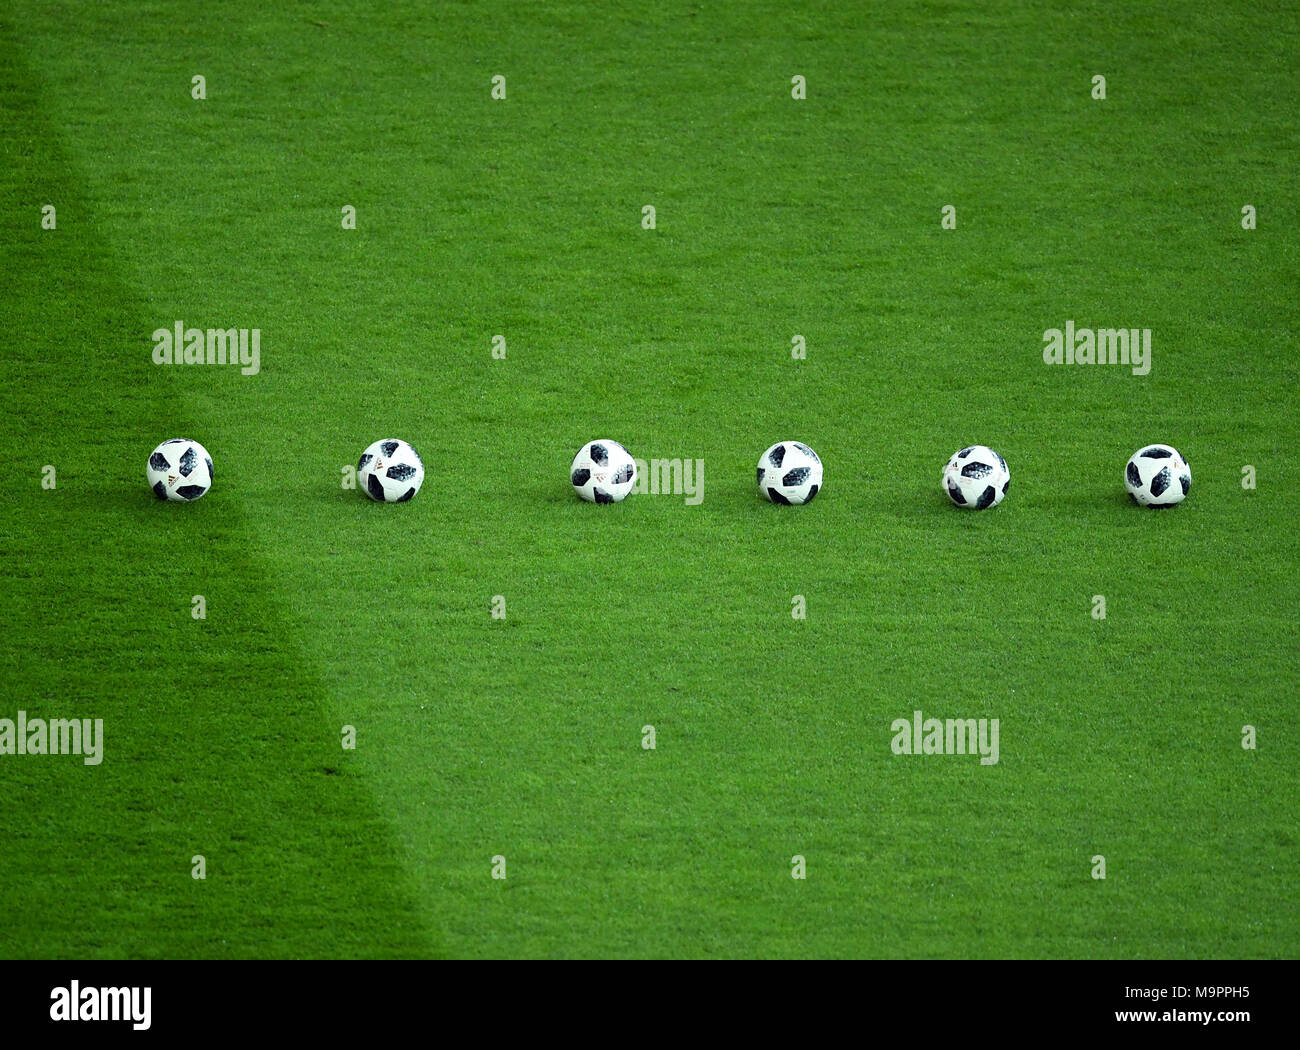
[570,440,637,503]
[147,438,213,501]
[757,441,822,505]
[358,439,424,502]
[943,445,1009,509]
[1125,444,1190,507]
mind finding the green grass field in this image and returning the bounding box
[1,0,1297,959]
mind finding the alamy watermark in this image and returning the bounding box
[152,321,260,375]
[50,981,150,1030]
[632,458,704,504]
[0,711,103,765]
[1043,321,1150,375]
[890,709,999,765]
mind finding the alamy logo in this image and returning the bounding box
[0,711,103,765]
[50,981,150,1030]
[632,458,704,504]
[152,321,260,375]
[1043,321,1150,375]
[890,709,999,765]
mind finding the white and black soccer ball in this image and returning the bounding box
[570,439,637,503]
[358,439,424,503]
[147,438,213,502]
[943,445,1009,510]
[1125,444,1190,507]
[757,441,822,505]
